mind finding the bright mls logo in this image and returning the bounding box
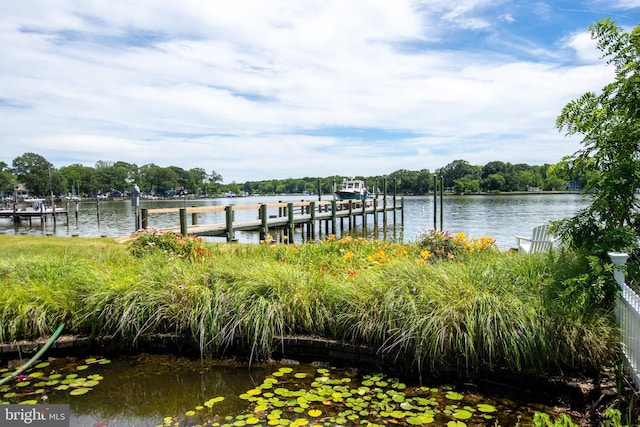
[1,405,69,427]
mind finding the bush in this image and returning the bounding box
[416,229,497,261]
[127,228,208,261]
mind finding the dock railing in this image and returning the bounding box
[609,252,640,390]
[137,197,403,243]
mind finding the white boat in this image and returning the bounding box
[334,179,373,201]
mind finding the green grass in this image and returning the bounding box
[0,234,620,378]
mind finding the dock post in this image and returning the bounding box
[383,177,388,226]
[192,212,198,226]
[373,199,379,233]
[348,200,354,230]
[401,197,404,224]
[331,200,337,236]
[310,201,316,240]
[287,202,295,244]
[433,174,437,230]
[225,205,234,242]
[141,208,148,229]
[393,179,397,224]
[440,175,444,231]
[134,194,140,230]
[179,208,187,236]
[260,204,268,241]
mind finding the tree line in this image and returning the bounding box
[0,152,588,199]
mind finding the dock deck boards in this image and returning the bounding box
[121,197,403,243]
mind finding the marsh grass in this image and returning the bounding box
[0,234,619,378]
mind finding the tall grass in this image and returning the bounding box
[0,234,620,378]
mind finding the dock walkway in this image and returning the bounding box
[129,197,403,243]
[0,207,68,225]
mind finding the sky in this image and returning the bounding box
[1,1,640,183]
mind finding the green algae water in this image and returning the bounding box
[1,354,562,427]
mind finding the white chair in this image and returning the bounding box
[515,224,556,254]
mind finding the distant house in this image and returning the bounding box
[14,183,28,199]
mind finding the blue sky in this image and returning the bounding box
[1,1,639,182]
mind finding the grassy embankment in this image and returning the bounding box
[0,231,619,379]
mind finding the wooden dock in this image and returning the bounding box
[0,207,68,225]
[133,197,404,244]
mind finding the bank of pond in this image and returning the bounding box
[0,232,636,425]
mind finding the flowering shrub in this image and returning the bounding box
[128,228,208,261]
[416,229,497,261]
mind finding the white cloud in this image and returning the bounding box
[0,0,636,181]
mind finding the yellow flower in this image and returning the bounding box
[342,250,354,260]
[420,250,432,259]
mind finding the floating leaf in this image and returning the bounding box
[406,416,434,425]
[452,409,473,420]
[76,365,89,371]
[477,403,496,413]
[308,409,322,417]
[69,387,91,396]
[16,381,30,387]
[185,410,196,416]
[445,391,464,401]
[34,362,50,369]
[294,373,307,379]
[19,400,38,404]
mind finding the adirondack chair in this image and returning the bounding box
[515,224,555,254]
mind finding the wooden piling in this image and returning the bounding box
[179,208,187,236]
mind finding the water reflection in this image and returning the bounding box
[0,194,590,250]
[42,354,553,427]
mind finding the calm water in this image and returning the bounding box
[0,193,589,250]
[38,354,546,427]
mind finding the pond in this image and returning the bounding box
[0,353,567,427]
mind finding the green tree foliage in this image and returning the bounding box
[5,153,584,198]
[439,159,481,189]
[11,152,56,197]
[0,162,15,196]
[554,19,640,256]
[59,164,96,196]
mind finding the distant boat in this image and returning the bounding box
[334,179,373,201]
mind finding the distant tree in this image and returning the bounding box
[207,170,223,195]
[439,160,480,189]
[11,152,54,197]
[187,168,208,195]
[554,19,640,255]
[454,176,481,194]
[0,162,15,196]
[482,173,506,193]
[59,164,96,196]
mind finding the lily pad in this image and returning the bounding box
[69,387,91,396]
[452,409,473,420]
[477,403,497,413]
